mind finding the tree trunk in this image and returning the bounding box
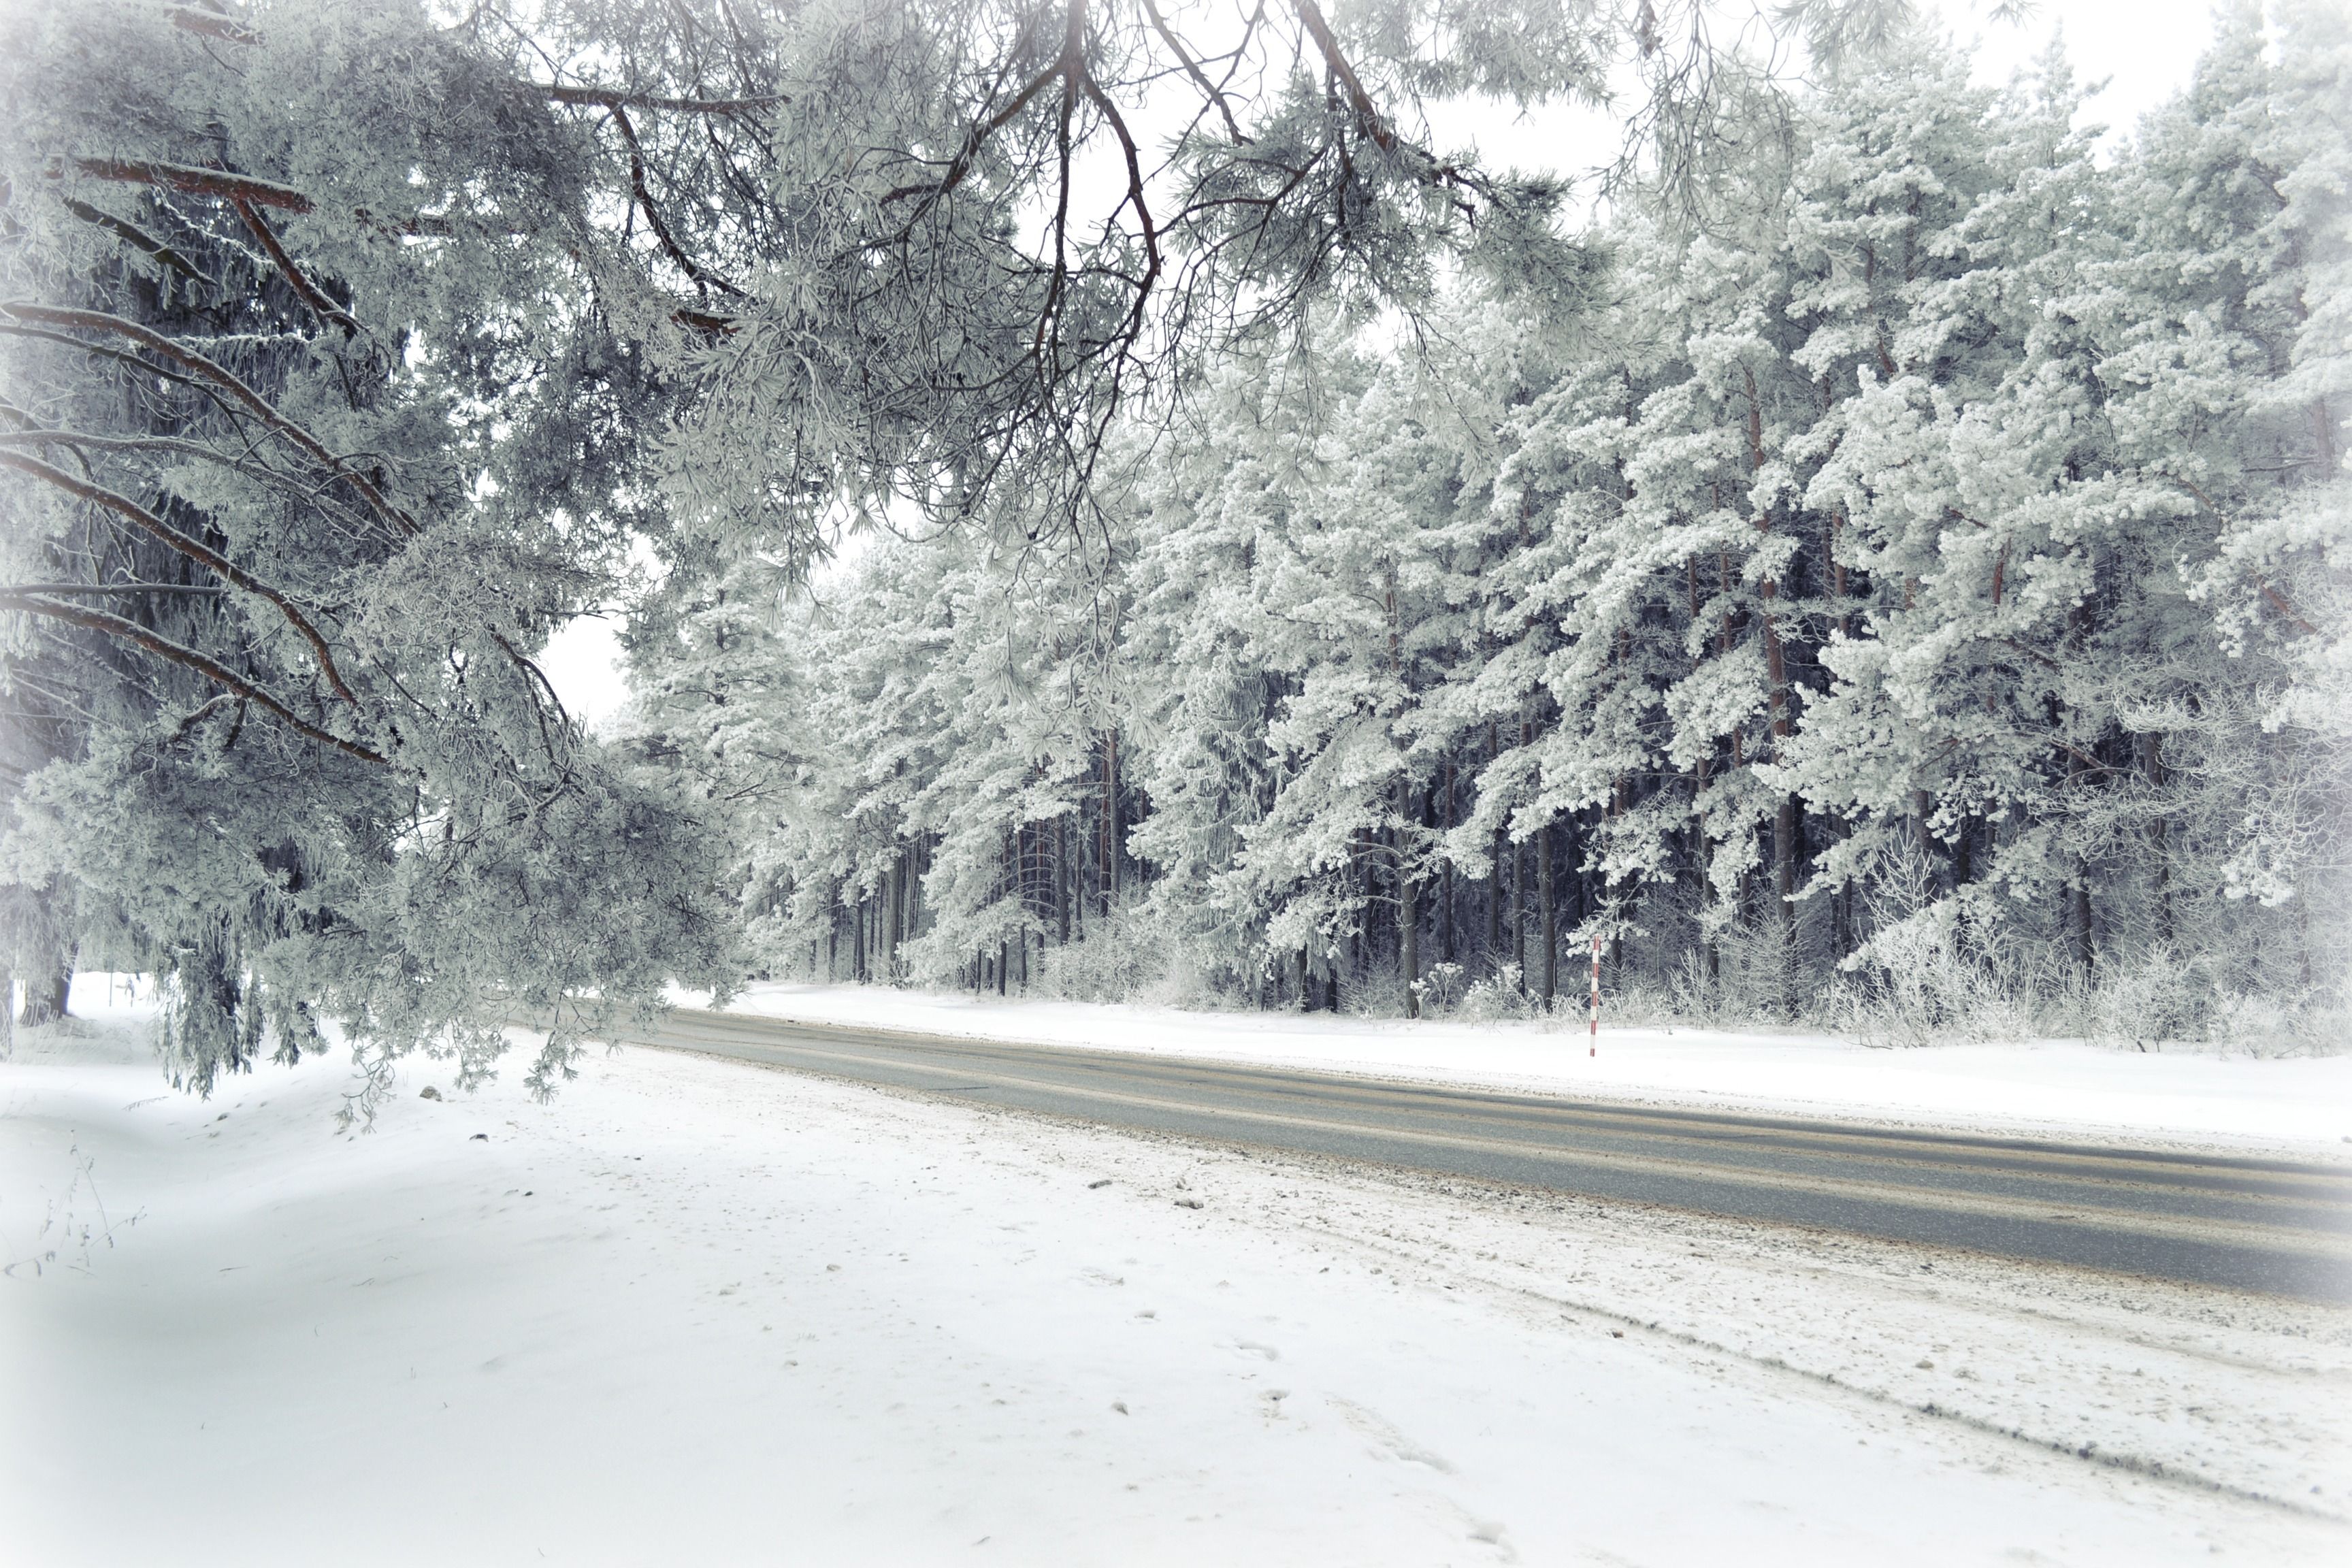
[1055,815,1071,944]
[1539,822,1556,1009]
[1913,787,1939,888]
[1392,870,1411,1020]
[1100,729,1118,918]
[1746,364,1799,1007]
[1485,722,1502,970]
[1395,774,1419,1016]
[1511,836,1526,989]
[2142,732,2172,947]
[1439,761,1456,964]
[1773,794,1797,1012]
[1488,826,1505,970]
[2295,896,2313,990]
[18,943,71,1026]
[2071,868,2094,973]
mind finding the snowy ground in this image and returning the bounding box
[4,987,2349,1565]
[710,982,2352,1157]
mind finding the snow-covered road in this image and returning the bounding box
[5,1009,2347,1565]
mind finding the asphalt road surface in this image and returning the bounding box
[637,1009,2352,1303]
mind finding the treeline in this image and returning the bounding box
[634,18,2350,1038]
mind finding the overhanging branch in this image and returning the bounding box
[69,158,312,213]
[540,83,779,114]
[0,448,361,705]
[0,581,227,597]
[0,591,385,765]
[0,303,416,538]
[233,198,363,338]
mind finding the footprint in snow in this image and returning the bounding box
[1325,1394,1457,1474]
[1459,1512,1516,1561]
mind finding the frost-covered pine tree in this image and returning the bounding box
[1,0,736,1096]
[676,11,2347,1041]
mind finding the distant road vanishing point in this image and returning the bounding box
[635,1009,2352,1304]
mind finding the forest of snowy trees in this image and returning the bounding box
[0,0,2345,1098]
[632,14,2350,1040]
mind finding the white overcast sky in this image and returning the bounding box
[1939,0,2223,131]
[536,0,2225,730]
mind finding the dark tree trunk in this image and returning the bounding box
[1539,823,1557,1009]
[1488,828,1505,970]
[1397,776,1420,1016]
[1100,730,1118,918]
[2143,732,2172,947]
[1401,876,1420,1017]
[1056,814,1071,944]
[1439,761,1456,964]
[1773,794,1797,1011]
[1485,723,1502,970]
[1516,718,1534,988]
[18,945,71,1026]
[2071,868,2094,973]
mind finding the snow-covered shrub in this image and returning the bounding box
[1414,962,1469,1013]
[1028,909,1224,1011]
[1458,967,1535,1022]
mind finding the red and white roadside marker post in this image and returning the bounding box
[1588,936,1601,1057]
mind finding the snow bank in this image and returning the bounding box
[710,982,2352,1154]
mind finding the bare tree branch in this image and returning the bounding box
[539,83,778,114]
[1077,74,1162,349]
[166,5,256,46]
[1292,0,1396,153]
[0,429,383,542]
[609,105,747,299]
[0,582,227,597]
[0,448,361,705]
[879,58,1067,210]
[69,158,312,213]
[0,303,416,538]
[61,199,210,284]
[0,591,385,765]
[1141,0,1251,145]
[232,198,363,338]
